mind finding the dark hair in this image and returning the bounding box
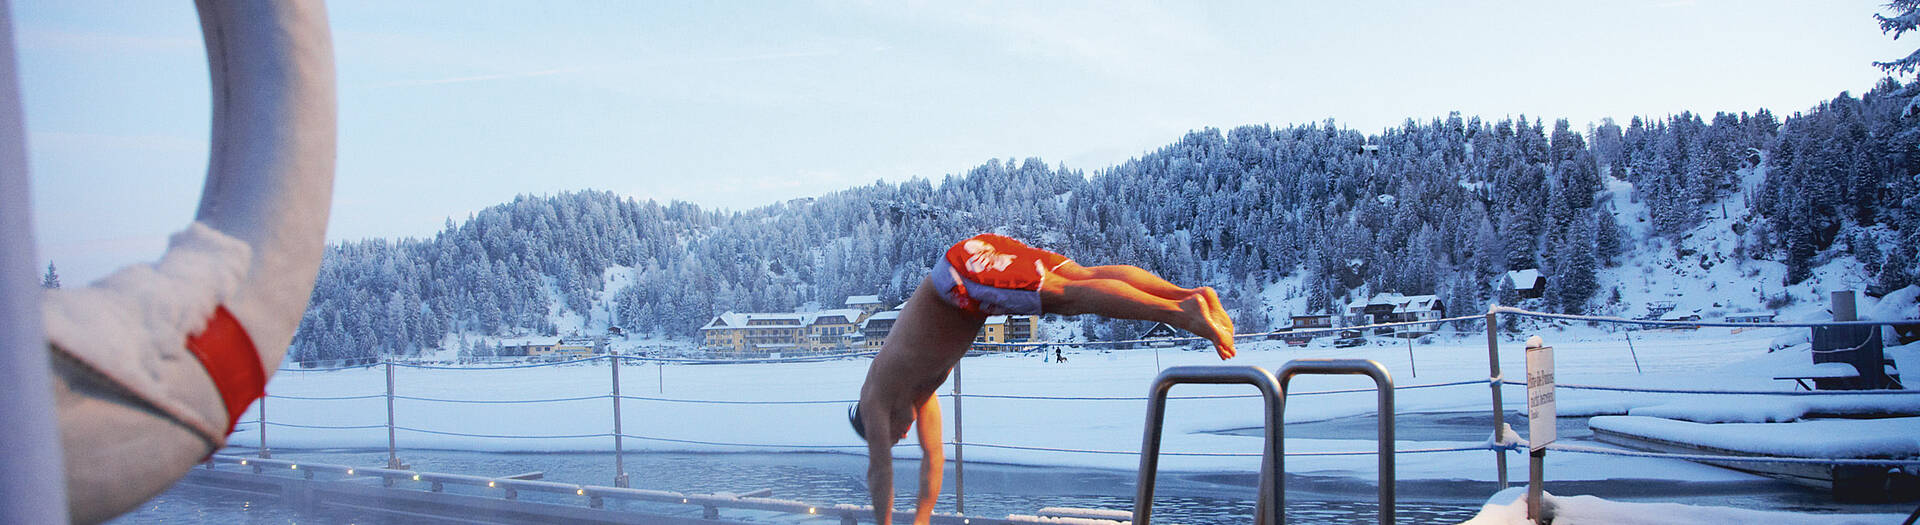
[848,402,867,441]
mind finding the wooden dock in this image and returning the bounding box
[181,455,1126,524]
[1590,423,1918,502]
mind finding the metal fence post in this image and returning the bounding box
[386,358,403,469]
[612,354,629,487]
[258,394,270,459]
[953,358,964,515]
[1485,307,1508,488]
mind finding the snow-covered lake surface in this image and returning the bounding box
[132,320,1918,523]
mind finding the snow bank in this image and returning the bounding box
[1627,399,1804,423]
[1460,487,1900,524]
[1626,393,1920,423]
[1589,416,1920,459]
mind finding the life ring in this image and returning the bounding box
[13,1,334,522]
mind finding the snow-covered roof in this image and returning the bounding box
[700,312,808,330]
[1725,311,1775,319]
[702,312,749,330]
[1505,269,1543,290]
[1659,311,1701,321]
[748,313,805,323]
[1349,293,1442,314]
[859,310,901,329]
[845,295,882,306]
[807,309,863,325]
[984,315,1009,325]
[1138,322,1180,339]
[1393,295,1441,313]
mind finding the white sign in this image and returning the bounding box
[1525,336,1555,451]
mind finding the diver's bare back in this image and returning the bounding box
[862,279,984,420]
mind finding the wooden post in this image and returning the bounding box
[1622,328,1643,374]
[1406,334,1417,377]
[1528,449,1546,522]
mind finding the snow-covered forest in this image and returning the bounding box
[288,81,1920,364]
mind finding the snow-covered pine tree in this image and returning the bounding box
[40,261,59,289]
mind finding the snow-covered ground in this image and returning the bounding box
[1463,487,1897,525]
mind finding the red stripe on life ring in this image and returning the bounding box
[184,305,266,436]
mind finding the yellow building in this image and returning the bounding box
[973,315,1041,351]
[804,309,863,351]
[510,336,598,360]
[845,295,888,317]
[859,310,901,351]
[702,295,897,354]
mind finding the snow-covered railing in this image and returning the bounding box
[969,314,1487,349]
[1496,381,1920,396]
[1489,305,1907,329]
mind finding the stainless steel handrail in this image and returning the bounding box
[1133,365,1285,525]
[1278,359,1395,525]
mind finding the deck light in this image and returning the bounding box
[289,464,298,470]
[239,460,247,466]
[577,489,585,495]
[808,507,816,514]
[412,474,421,481]
[346,469,354,475]
[488,481,496,488]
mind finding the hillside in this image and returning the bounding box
[288,82,1920,364]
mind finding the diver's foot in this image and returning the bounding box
[1178,295,1235,359]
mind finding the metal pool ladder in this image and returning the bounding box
[1132,359,1396,525]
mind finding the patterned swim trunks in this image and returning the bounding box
[929,233,1072,315]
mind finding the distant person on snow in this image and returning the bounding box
[852,233,1235,525]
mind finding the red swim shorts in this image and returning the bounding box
[931,234,1072,315]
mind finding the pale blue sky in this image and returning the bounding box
[14,1,1912,283]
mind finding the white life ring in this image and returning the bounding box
[17,1,335,523]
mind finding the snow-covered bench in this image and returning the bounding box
[1772,362,1861,391]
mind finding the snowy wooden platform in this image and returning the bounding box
[1589,415,1920,501]
[178,456,1111,525]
